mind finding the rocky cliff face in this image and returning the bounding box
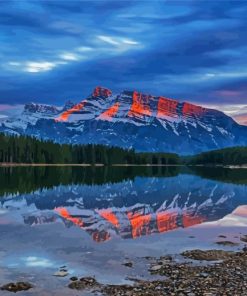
[1,86,247,154]
[92,86,112,98]
[24,103,59,115]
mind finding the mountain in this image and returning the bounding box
[1,86,247,154]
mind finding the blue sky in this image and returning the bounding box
[0,0,247,121]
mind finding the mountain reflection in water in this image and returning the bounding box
[0,166,247,243]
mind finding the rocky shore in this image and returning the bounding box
[1,244,246,295]
[68,247,247,296]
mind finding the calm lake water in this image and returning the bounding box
[0,166,247,295]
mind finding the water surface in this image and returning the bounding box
[0,166,246,295]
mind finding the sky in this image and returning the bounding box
[0,0,247,124]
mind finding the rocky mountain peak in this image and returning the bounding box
[92,86,112,98]
[63,100,75,111]
[24,103,59,114]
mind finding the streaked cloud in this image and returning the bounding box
[98,35,120,45]
[200,103,247,125]
[8,62,21,67]
[59,52,81,61]
[0,0,246,111]
[97,35,140,48]
[7,61,59,73]
[233,113,247,125]
[122,39,139,45]
[25,61,57,73]
[49,21,83,34]
[201,103,247,115]
[76,46,93,52]
[0,104,24,119]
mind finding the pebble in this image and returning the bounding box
[1,282,33,292]
[53,270,69,277]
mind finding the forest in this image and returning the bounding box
[0,133,179,165]
[0,133,247,166]
[187,146,247,165]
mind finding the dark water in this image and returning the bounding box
[0,166,247,295]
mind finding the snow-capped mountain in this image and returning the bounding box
[1,86,247,154]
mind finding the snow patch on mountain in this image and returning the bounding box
[0,86,247,154]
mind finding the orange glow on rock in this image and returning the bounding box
[55,101,85,122]
[98,102,120,120]
[127,211,152,238]
[55,207,84,227]
[93,86,112,98]
[128,91,151,118]
[98,209,120,228]
[156,211,178,233]
[157,97,178,118]
[182,102,205,117]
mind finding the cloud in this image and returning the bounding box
[25,61,57,73]
[0,0,246,108]
[59,52,81,61]
[7,60,70,73]
[201,103,247,116]
[98,35,120,46]
[0,104,24,118]
[97,35,140,49]
[233,113,247,125]
[76,46,93,52]
[198,102,247,125]
[8,62,21,66]
[49,20,84,34]
[122,39,139,45]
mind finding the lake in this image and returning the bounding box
[0,166,247,295]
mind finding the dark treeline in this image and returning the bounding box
[0,133,179,165]
[1,133,247,166]
[187,147,247,165]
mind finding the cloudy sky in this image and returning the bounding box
[0,0,246,124]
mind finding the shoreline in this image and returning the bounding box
[0,163,103,167]
[1,244,246,295]
[98,246,247,295]
[0,163,246,168]
[0,163,186,167]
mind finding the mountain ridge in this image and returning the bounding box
[55,86,230,122]
[1,86,247,154]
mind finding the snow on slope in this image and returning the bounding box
[1,86,247,154]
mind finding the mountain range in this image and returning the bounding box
[1,86,247,154]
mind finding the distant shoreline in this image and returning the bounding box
[0,163,101,167]
[0,163,184,167]
[224,165,247,169]
[0,163,247,168]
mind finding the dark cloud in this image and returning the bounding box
[0,0,246,110]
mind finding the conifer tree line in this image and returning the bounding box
[0,133,179,164]
[1,133,246,165]
[188,147,247,165]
